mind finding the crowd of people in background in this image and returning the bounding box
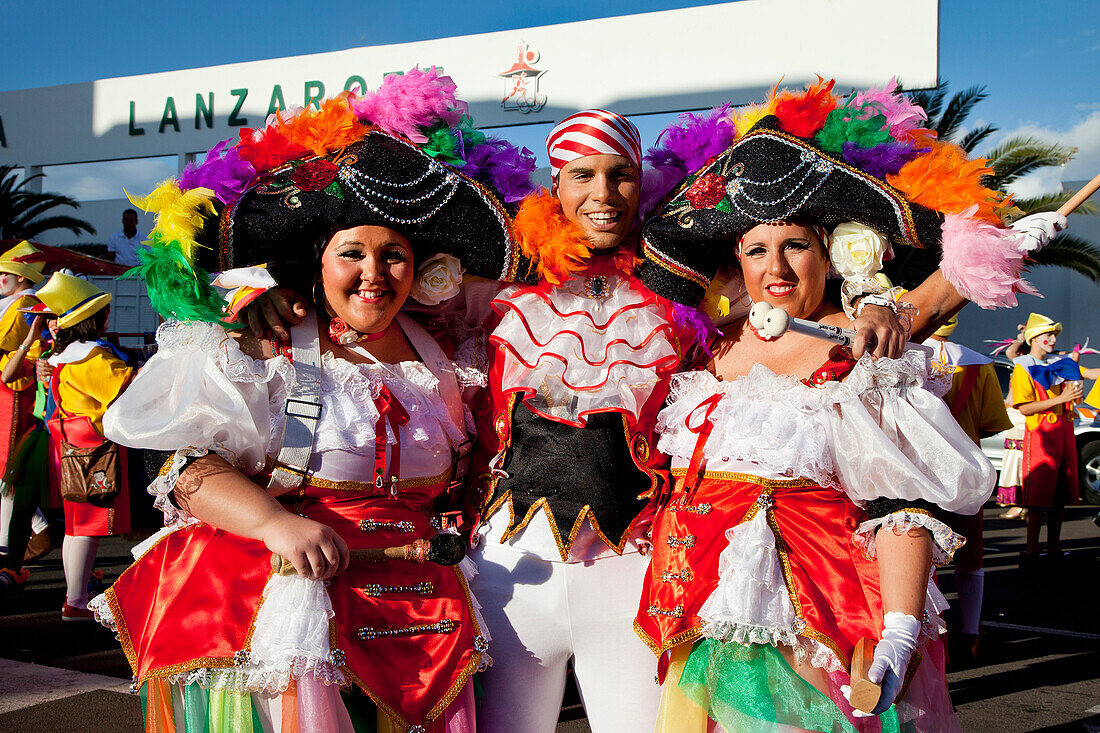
[0,71,1094,733]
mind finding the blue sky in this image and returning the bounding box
[2,0,1097,197]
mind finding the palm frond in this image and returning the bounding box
[1029,233,1100,282]
[9,215,96,239]
[1013,193,1100,217]
[985,136,1074,189]
[937,85,989,142]
[910,85,946,122]
[958,124,998,154]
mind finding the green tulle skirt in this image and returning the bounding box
[679,639,904,733]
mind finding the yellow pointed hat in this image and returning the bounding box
[0,241,46,284]
[35,272,111,329]
[1023,312,1061,345]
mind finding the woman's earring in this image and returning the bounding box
[736,285,752,308]
[313,281,326,313]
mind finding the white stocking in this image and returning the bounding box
[62,535,100,608]
[0,491,13,554]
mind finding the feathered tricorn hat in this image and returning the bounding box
[636,78,1023,308]
[127,67,540,322]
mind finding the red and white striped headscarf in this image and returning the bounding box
[546,109,642,178]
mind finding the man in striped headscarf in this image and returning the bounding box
[469,110,670,732]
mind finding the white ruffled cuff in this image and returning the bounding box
[854,510,964,566]
[147,447,211,524]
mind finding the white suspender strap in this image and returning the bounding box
[396,313,464,435]
[268,310,322,491]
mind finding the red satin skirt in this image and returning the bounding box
[636,470,883,673]
[1023,415,1078,509]
[104,481,484,728]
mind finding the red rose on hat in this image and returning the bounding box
[291,159,339,191]
[685,172,728,210]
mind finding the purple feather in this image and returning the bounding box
[638,164,686,220]
[672,302,720,357]
[841,141,922,179]
[645,105,735,175]
[179,140,256,204]
[462,137,538,203]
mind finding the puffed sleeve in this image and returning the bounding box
[824,352,996,564]
[102,320,291,522]
[1009,363,1037,409]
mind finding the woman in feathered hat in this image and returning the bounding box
[32,272,134,620]
[0,241,46,593]
[633,79,1062,732]
[90,69,536,732]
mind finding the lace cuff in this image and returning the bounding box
[854,510,964,566]
[148,446,212,524]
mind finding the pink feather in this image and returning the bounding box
[351,67,467,143]
[940,205,1040,309]
[850,78,928,140]
[638,164,686,220]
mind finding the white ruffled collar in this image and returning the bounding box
[48,340,100,366]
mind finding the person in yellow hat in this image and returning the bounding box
[1009,313,1098,563]
[925,315,1013,664]
[35,272,134,619]
[0,241,46,593]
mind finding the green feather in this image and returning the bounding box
[124,232,227,323]
[815,106,891,153]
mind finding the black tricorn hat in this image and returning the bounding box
[636,115,946,306]
[195,131,531,283]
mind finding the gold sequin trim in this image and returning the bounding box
[296,469,452,493]
[670,468,817,489]
[633,618,704,657]
[486,490,645,562]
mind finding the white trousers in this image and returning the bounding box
[471,540,661,733]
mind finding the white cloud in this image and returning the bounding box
[997,112,1100,198]
[40,157,177,202]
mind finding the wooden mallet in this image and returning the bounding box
[1056,171,1100,217]
[847,637,881,714]
[270,533,467,576]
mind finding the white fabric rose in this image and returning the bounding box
[411,253,464,306]
[829,222,889,282]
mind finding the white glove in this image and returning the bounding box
[1011,211,1067,254]
[842,611,921,717]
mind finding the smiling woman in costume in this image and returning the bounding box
[89,69,535,733]
[633,80,1061,732]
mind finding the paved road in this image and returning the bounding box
[1,505,1097,732]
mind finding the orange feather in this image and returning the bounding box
[512,192,592,285]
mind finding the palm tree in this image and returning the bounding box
[0,165,95,240]
[909,82,1100,282]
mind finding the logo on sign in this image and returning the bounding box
[499,43,547,114]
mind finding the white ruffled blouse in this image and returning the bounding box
[657,351,996,562]
[103,320,479,523]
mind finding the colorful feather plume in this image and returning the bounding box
[841,140,921,179]
[462,137,539,203]
[887,142,1010,222]
[127,180,216,261]
[350,67,466,144]
[123,233,227,323]
[940,205,1038,308]
[671,301,720,356]
[815,106,892,153]
[178,140,256,204]
[512,192,591,285]
[648,105,737,176]
[774,77,839,138]
[849,78,929,141]
[274,94,366,157]
[235,125,310,173]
